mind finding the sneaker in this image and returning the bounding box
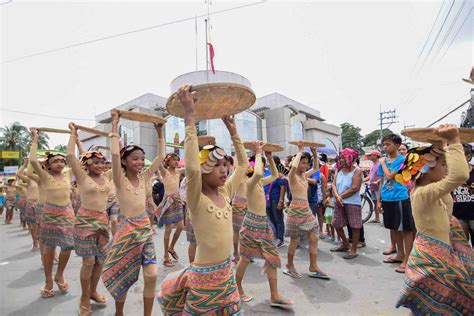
[277,240,285,248]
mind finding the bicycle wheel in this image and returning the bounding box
[361,194,374,223]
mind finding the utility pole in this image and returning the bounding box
[378,107,398,146]
[403,122,416,142]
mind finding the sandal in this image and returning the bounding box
[163,259,175,267]
[368,219,381,223]
[168,250,179,261]
[382,248,397,255]
[282,268,302,279]
[90,293,107,304]
[343,253,359,260]
[308,271,330,280]
[79,304,92,316]
[383,257,403,264]
[330,246,349,252]
[270,297,294,308]
[55,280,69,293]
[395,265,406,274]
[40,287,54,298]
[357,242,366,249]
[240,294,253,302]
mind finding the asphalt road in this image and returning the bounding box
[0,212,406,315]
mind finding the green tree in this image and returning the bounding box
[340,122,363,152]
[363,128,393,147]
[54,144,67,152]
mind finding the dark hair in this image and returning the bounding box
[320,153,328,163]
[46,153,66,164]
[227,156,234,166]
[120,145,145,168]
[273,156,281,165]
[164,153,180,168]
[247,155,266,177]
[382,134,402,145]
[301,152,312,163]
[400,143,410,150]
[463,143,473,156]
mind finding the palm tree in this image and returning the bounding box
[0,122,49,159]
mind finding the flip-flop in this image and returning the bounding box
[343,253,359,260]
[79,304,92,316]
[240,294,253,302]
[40,287,54,299]
[330,246,349,252]
[368,219,381,223]
[382,249,397,255]
[163,259,175,267]
[282,269,302,279]
[270,297,294,308]
[90,293,107,304]
[395,266,406,274]
[357,243,366,249]
[168,250,179,261]
[55,280,69,293]
[308,271,330,280]
[383,257,403,264]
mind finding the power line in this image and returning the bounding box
[426,99,469,127]
[432,0,467,62]
[417,0,456,73]
[439,7,473,61]
[3,1,266,64]
[412,0,446,71]
[1,108,95,122]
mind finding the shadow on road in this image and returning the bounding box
[7,293,76,316]
[2,250,37,262]
[243,301,296,315]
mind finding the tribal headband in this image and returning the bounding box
[46,153,66,164]
[395,146,445,184]
[199,144,227,174]
[80,151,105,165]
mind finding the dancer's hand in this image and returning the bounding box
[297,141,304,152]
[30,128,39,142]
[177,84,197,117]
[254,141,264,155]
[435,124,460,145]
[310,146,317,156]
[68,122,78,136]
[264,150,272,160]
[222,115,237,136]
[111,109,120,126]
[154,123,164,138]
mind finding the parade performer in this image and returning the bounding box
[395,124,474,315]
[101,110,163,316]
[16,159,40,250]
[67,123,111,316]
[30,128,74,299]
[232,178,247,263]
[156,148,185,267]
[181,176,197,263]
[283,142,329,280]
[146,175,159,234]
[158,84,248,315]
[235,141,293,308]
[15,179,28,229]
[4,179,16,224]
[104,160,120,235]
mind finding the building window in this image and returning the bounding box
[291,121,304,140]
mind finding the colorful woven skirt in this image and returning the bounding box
[39,203,75,250]
[102,213,156,301]
[232,196,247,235]
[106,194,120,217]
[35,203,44,225]
[157,192,184,228]
[146,196,157,217]
[5,199,15,212]
[18,196,27,221]
[185,209,196,244]
[73,207,110,263]
[158,257,242,315]
[396,218,474,315]
[285,198,318,239]
[239,211,281,268]
[26,198,37,225]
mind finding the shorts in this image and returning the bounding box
[333,203,362,229]
[382,199,414,232]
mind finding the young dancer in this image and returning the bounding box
[101,110,162,316]
[4,179,16,224]
[395,124,473,315]
[15,179,28,229]
[232,176,248,263]
[283,142,329,279]
[158,84,248,315]
[236,142,293,308]
[67,123,111,315]
[156,149,185,267]
[30,128,74,299]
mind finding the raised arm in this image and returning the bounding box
[223,115,249,197]
[16,160,30,183]
[75,133,86,155]
[247,143,265,190]
[305,146,319,177]
[154,125,168,178]
[26,162,41,183]
[262,152,278,186]
[67,123,87,183]
[29,129,48,182]
[144,124,166,181]
[110,110,123,188]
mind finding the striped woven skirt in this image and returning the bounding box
[146,196,157,218]
[18,196,27,221]
[232,196,247,234]
[26,198,37,225]
[239,210,281,268]
[396,218,474,315]
[157,192,184,228]
[35,203,44,225]
[106,194,120,217]
[39,202,75,250]
[285,198,319,239]
[73,207,110,263]
[185,209,196,244]
[102,213,155,301]
[158,257,242,316]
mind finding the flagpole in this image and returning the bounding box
[195,16,198,71]
[205,18,209,83]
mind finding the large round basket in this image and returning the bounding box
[180,135,216,146]
[166,83,256,119]
[401,128,474,144]
[243,141,284,153]
[288,140,326,148]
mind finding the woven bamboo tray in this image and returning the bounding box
[288,140,326,148]
[401,128,474,143]
[179,136,216,146]
[32,127,70,134]
[75,125,109,137]
[243,141,284,152]
[117,110,167,124]
[96,146,110,151]
[166,83,256,119]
